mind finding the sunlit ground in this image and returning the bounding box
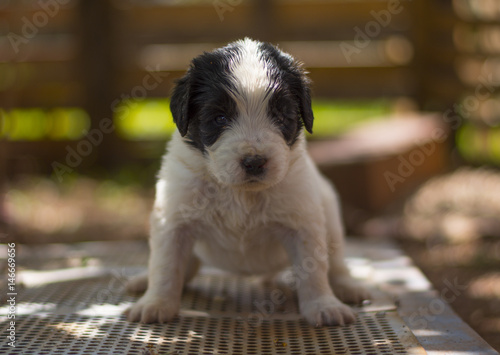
[398,168,500,351]
[4,169,500,352]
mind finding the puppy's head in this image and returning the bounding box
[170,38,314,190]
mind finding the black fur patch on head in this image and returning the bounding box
[170,39,314,151]
[170,43,241,152]
[259,41,314,145]
[268,90,302,146]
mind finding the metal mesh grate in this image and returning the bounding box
[0,242,425,354]
[2,313,410,354]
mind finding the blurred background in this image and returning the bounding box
[0,0,499,350]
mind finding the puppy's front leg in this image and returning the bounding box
[282,229,356,327]
[126,224,194,323]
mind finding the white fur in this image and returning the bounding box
[126,40,370,326]
[230,38,274,96]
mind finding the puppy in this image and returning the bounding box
[126,38,369,326]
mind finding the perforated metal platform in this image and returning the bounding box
[1,239,497,354]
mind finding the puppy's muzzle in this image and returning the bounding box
[241,155,267,176]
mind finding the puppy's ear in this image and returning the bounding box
[170,72,192,137]
[288,64,314,134]
[297,78,314,134]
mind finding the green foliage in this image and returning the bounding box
[1,108,89,140]
[115,99,176,140]
[1,99,391,141]
[306,99,391,137]
[457,123,500,165]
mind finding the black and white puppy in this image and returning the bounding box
[126,38,369,326]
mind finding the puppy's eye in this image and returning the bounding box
[214,116,228,126]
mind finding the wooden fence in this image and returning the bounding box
[1,0,498,175]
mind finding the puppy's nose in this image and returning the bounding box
[241,155,267,176]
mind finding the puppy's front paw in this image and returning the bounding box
[330,276,371,305]
[300,295,356,327]
[125,294,178,323]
